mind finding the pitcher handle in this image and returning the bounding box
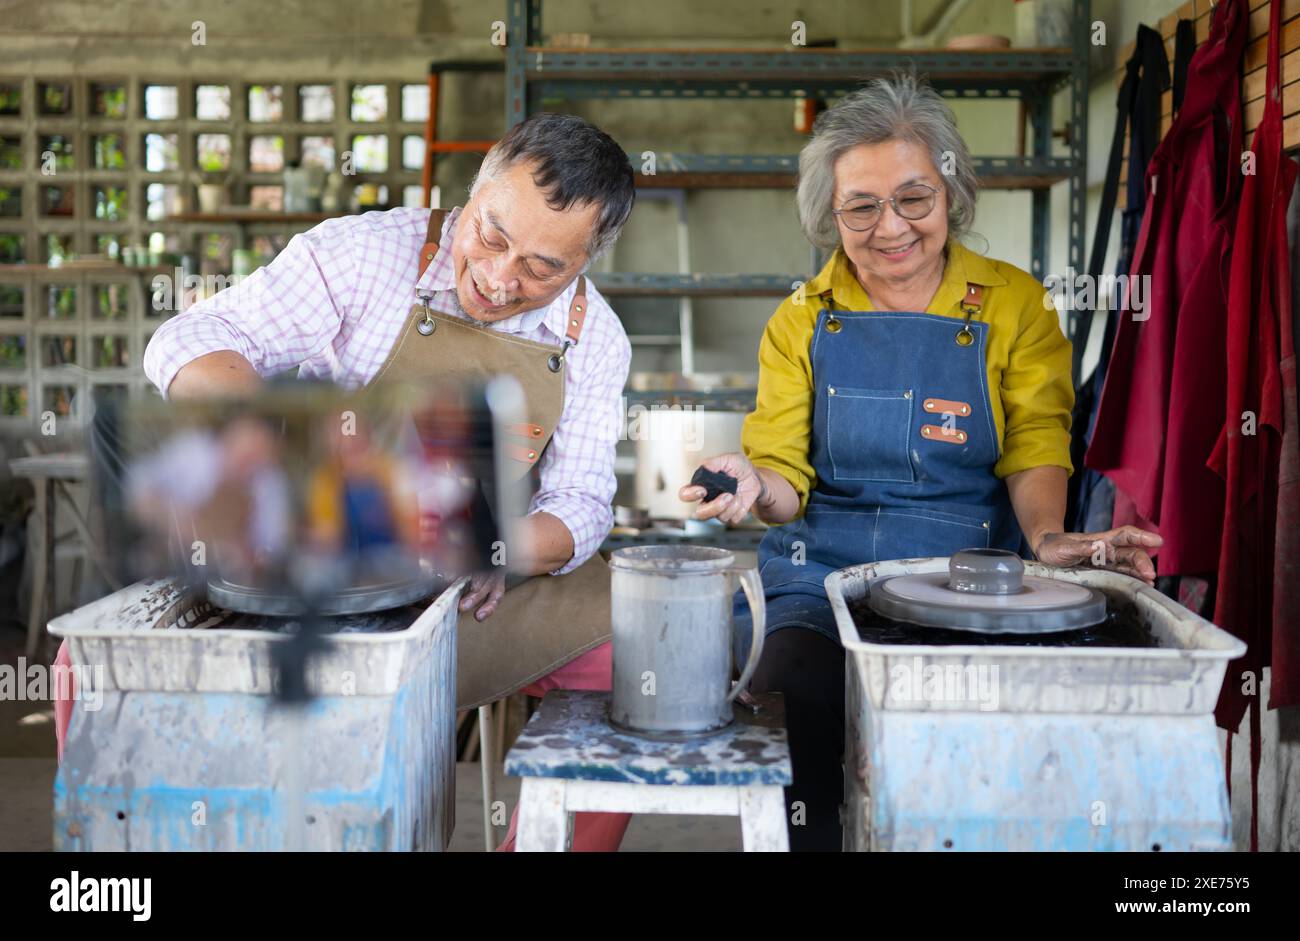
[727,567,766,702]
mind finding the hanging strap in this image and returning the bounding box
[1070,25,1170,385]
[418,208,451,281]
[1265,0,1283,112]
[1172,18,1196,114]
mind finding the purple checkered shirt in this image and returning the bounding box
[142,206,632,575]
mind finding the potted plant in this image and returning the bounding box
[197,166,230,214]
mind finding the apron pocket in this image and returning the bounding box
[873,505,990,561]
[826,385,915,483]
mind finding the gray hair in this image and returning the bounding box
[796,72,978,251]
[469,112,635,265]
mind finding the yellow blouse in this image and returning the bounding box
[743,240,1075,517]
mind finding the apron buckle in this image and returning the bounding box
[416,293,436,336]
[955,305,976,347]
[548,339,573,373]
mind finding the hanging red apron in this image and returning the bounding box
[1085,0,1246,576]
[1207,0,1300,852]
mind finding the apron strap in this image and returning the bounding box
[418,208,452,281]
[564,276,588,346]
[961,283,983,314]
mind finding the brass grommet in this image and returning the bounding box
[955,328,974,347]
[826,317,842,334]
[547,353,562,372]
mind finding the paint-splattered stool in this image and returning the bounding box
[505,689,792,851]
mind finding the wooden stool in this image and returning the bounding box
[505,689,792,852]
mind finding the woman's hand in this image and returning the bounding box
[459,569,507,621]
[677,453,767,525]
[1032,526,1163,585]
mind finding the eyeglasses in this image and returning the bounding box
[831,183,940,232]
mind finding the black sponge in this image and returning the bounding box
[690,466,738,503]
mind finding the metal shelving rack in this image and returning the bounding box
[504,0,1092,353]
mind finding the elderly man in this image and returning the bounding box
[55,112,637,851]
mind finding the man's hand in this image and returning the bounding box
[1033,526,1163,585]
[459,569,507,621]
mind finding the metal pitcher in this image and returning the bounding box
[608,545,766,736]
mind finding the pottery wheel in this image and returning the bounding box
[207,568,439,617]
[868,548,1106,634]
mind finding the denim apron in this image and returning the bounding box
[735,283,1024,655]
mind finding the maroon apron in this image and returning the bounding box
[1207,0,1300,851]
[1084,0,1246,576]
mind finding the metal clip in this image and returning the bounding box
[416,293,435,336]
[955,307,975,347]
[547,339,573,373]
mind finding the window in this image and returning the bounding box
[91,83,127,118]
[299,85,334,122]
[38,82,71,115]
[95,233,121,259]
[40,336,78,368]
[248,185,283,211]
[401,84,429,122]
[144,133,180,172]
[42,385,78,418]
[93,284,131,320]
[350,85,387,122]
[403,185,426,208]
[1,385,28,417]
[0,83,20,116]
[145,183,181,221]
[300,136,334,171]
[199,232,234,270]
[196,134,231,172]
[350,135,387,173]
[41,185,75,217]
[0,335,26,369]
[195,85,231,121]
[0,285,25,318]
[248,85,283,122]
[143,85,179,120]
[91,336,129,368]
[94,185,128,221]
[44,285,77,319]
[402,135,425,171]
[249,135,285,173]
[43,233,74,262]
[0,137,21,170]
[39,135,74,172]
[92,133,127,170]
[0,234,23,263]
[0,184,22,218]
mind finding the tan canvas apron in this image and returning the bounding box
[369,209,612,709]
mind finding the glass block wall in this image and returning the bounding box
[0,75,434,430]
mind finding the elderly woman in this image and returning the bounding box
[680,74,1161,851]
